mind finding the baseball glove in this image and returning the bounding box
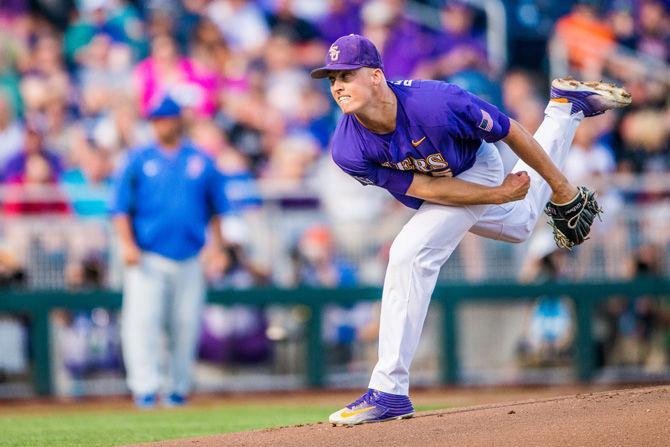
[545,186,603,250]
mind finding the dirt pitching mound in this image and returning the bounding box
[133,385,670,447]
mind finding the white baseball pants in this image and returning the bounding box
[368,102,582,395]
[121,252,205,397]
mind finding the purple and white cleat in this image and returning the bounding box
[550,77,632,117]
[329,389,415,426]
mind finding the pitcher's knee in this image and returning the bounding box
[501,222,534,243]
[387,240,421,271]
[388,240,445,277]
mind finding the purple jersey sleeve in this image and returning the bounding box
[332,146,414,195]
[446,84,510,143]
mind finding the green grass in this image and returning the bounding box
[0,404,330,447]
[0,403,443,447]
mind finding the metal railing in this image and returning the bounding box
[2,178,670,289]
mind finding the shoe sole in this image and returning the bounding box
[330,412,415,426]
[551,77,632,108]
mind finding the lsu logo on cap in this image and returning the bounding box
[329,44,340,61]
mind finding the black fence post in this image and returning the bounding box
[574,295,595,382]
[306,303,324,387]
[31,309,52,395]
[442,297,459,385]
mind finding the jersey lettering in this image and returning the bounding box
[426,153,448,170]
[382,152,451,175]
[414,158,428,171]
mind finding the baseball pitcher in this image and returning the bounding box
[311,34,631,425]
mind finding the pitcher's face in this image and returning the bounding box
[329,68,376,115]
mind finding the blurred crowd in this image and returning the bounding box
[0,0,666,290]
[0,0,667,394]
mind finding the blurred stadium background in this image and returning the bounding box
[0,0,668,400]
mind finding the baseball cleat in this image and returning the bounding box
[134,393,157,409]
[328,388,415,426]
[163,393,187,407]
[550,77,632,117]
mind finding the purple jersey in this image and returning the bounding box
[331,80,510,209]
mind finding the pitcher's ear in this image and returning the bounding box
[371,68,385,86]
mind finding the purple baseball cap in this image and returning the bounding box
[310,34,384,79]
